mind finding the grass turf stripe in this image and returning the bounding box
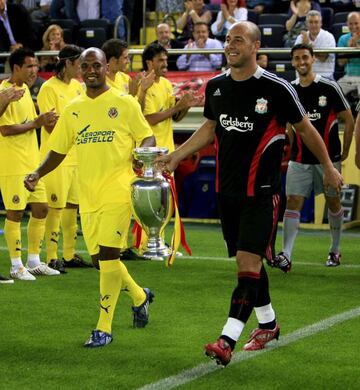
[137,306,360,390]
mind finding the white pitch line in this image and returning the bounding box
[0,246,359,268]
[137,306,360,390]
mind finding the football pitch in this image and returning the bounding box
[1,218,360,389]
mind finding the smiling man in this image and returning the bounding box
[274,43,354,271]
[156,21,343,366]
[24,47,156,348]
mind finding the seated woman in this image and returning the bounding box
[210,0,247,40]
[39,24,67,71]
[284,0,321,47]
[176,0,212,40]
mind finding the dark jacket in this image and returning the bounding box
[0,3,35,52]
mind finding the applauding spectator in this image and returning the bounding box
[39,24,67,71]
[284,0,322,47]
[176,0,212,40]
[177,22,223,71]
[211,0,247,39]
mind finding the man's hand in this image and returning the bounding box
[24,172,40,192]
[175,92,202,111]
[301,31,310,44]
[0,86,24,104]
[34,110,58,128]
[323,165,343,193]
[155,151,182,173]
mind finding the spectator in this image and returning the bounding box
[76,0,100,21]
[0,0,35,52]
[337,11,360,99]
[39,24,67,71]
[294,10,336,79]
[283,0,322,47]
[246,0,275,14]
[156,0,184,13]
[177,21,223,71]
[102,0,124,40]
[176,0,212,40]
[256,53,268,68]
[50,0,79,24]
[152,23,185,71]
[329,0,358,13]
[211,0,247,39]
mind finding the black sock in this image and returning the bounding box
[220,335,236,350]
[228,271,260,323]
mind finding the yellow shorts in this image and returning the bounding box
[0,175,47,210]
[81,203,132,255]
[43,165,79,208]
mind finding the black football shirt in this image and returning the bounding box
[290,74,350,164]
[204,67,305,197]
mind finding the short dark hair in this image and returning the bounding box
[101,39,128,62]
[291,43,314,58]
[193,21,209,30]
[9,47,35,71]
[54,44,82,75]
[142,43,168,71]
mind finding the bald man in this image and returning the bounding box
[152,22,185,71]
[24,48,157,348]
[156,21,343,365]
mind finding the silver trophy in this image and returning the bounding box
[130,147,173,260]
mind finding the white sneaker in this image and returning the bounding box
[10,267,36,281]
[27,262,60,276]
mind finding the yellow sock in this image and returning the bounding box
[96,259,123,334]
[27,216,46,255]
[45,208,62,261]
[61,208,78,261]
[4,219,22,259]
[118,261,145,306]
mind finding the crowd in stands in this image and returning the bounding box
[0,0,359,103]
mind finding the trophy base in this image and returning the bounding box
[142,242,172,261]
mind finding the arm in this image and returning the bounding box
[286,13,298,32]
[24,150,66,191]
[337,109,354,161]
[176,52,190,70]
[156,119,216,172]
[0,111,58,137]
[176,1,192,30]
[145,92,200,126]
[140,135,156,147]
[295,116,343,191]
[355,111,360,169]
[0,87,24,117]
[211,11,225,35]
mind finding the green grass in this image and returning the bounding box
[0,219,360,389]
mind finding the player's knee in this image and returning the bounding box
[6,209,24,222]
[99,246,120,261]
[286,195,304,211]
[30,203,48,219]
[91,255,100,270]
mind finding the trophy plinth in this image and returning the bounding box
[131,147,173,260]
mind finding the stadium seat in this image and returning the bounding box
[62,28,73,44]
[258,13,288,26]
[268,60,296,81]
[50,19,76,32]
[247,10,258,24]
[321,7,334,30]
[77,27,107,48]
[80,19,110,39]
[333,12,349,24]
[332,23,350,41]
[258,24,285,47]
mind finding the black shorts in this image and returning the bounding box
[217,193,280,261]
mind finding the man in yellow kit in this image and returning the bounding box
[138,43,200,254]
[25,48,156,347]
[37,45,92,273]
[0,84,24,284]
[0,47,59,281]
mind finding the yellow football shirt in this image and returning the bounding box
[106,72,130,95]
[142,76,176,153]
[47,88,153,213]
[0,80,38,176]
[37,76,84,166]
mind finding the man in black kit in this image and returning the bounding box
[156,21,343,366]
[273,44,354,272]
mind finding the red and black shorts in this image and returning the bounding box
[217,193,280,261]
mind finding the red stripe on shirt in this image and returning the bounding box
[247,117,285,196]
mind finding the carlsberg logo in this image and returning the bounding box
[219,114,254,132]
